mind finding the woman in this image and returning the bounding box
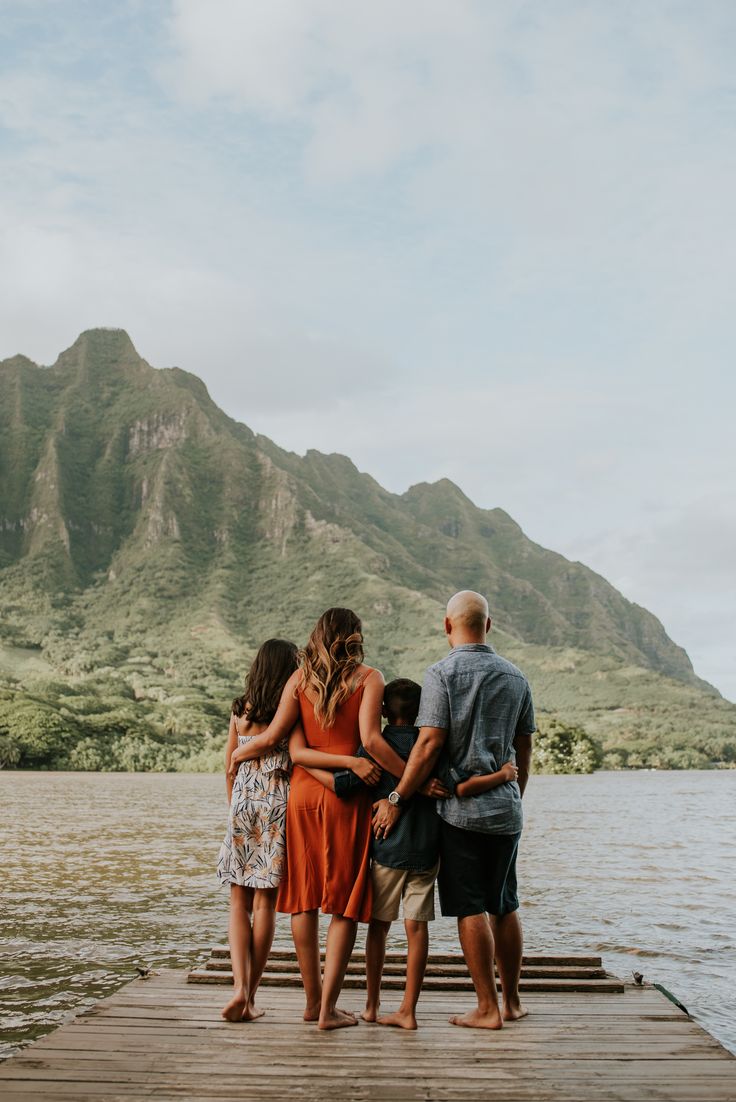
[217,638,298,1022]
[228,607,405,1029]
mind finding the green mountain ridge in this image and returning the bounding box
[0,328,733,772]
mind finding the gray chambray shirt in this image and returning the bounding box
[415,643,536,835]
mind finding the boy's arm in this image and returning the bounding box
[456,761,518,798]
[302,766,336,792]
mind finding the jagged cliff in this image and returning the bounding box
[1,329,733,770]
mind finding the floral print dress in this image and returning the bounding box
[217,734,290,890]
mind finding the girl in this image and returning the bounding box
[228,608,406,1030]
[217,637,298,1022]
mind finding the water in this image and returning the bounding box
[1,770,734,1059]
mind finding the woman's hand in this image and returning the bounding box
[351,756,381,786]
[499,761,519,783]
[419,777,451,799]
[227,747,248,782]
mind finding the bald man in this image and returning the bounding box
[372,590,535,1029]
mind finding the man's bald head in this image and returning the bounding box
[446,590,491,640]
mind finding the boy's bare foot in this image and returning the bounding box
[303,1002,321,1022]
[243,1001,265,1022]
[360,1005,379,1023]
[319,1009,359,1030]
[503,999,529,1022]
[377,1008,417,1031]
[449,1007,503,1030]
[221,991,247,1021]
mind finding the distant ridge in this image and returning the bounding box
[0,329,733,771]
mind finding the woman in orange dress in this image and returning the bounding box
[229,608,405,1029]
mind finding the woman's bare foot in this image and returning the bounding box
[303,1002,321,1022]
[449,1007,503,1030]
[221,990,248,1022]
[360,1005,379,1023]
[377,1008,417,1031]
[243,1001,266,1022]
[502,999,529,1022]
[319,1009,359,1030]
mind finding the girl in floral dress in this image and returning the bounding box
[216,638,298,1022]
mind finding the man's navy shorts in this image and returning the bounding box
[438,820,521,918]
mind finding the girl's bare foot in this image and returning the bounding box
[360,1005,379,1023]
[243,1001,266,1021]
[503,999,529,1021]
[221,991,248,1022]
[303,1002,321,1022]
[377,1008,417,1031]
[449,1007,503,1030]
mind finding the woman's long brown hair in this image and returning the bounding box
[232,638,298,723]
[299,608,365,728]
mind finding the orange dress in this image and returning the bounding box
[277,678,373,923]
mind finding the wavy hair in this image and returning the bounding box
[299,607,364,729]
[232,638,298,724]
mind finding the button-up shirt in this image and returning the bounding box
[415,643,536,835]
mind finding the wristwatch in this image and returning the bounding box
[387,790,404,807]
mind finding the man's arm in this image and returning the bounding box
[513,733,532,797]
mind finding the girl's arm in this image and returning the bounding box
[456,761,518,798]
[228,672,301,775]
[358,670,407,777]
[224,714,238,803]
[302,766,336,792]
[289,724,381,785]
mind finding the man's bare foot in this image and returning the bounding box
[319,1008,359,1030]
[503,1000,529,1022]
[377,1008,417,1031]
[449,1007,503,1031]
[221,991,247,1022]
[243,1001,266,1022]
[303,1002,321,1022]
[360,1005,379,1023]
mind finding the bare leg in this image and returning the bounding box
[221,885,253,1021]
[491,910,528,1021]
[450,912,503,1030]
[244,888,277,1020]
[378,919,427,1030]
[362,919,390,1022]
[291,910,322,1021]
[319,914,359,1030]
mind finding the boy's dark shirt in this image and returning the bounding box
[333,724,439,873]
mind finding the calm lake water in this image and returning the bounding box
[1,770,735,1059]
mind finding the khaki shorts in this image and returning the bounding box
[371,861,439,923]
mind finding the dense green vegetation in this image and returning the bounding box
[1,328,733,773]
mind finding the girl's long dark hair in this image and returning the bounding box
[232,638,298,724]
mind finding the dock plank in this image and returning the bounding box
[1,970,734,1101]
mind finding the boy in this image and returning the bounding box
[335,678,446,1030]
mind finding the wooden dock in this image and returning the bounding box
[1,954,735,1101]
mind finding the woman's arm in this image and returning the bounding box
[289,724,381,784]
[358,670,407,777]
[456,761,518,798]
[302,766,336,792]
[228,672,302,776]
[224,714,238,803]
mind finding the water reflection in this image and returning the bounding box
[1,770,734,1058]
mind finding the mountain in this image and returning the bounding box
[0,328,734,771]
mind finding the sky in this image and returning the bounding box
[1,1,734,699]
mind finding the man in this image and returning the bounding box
[372,590,535,1030]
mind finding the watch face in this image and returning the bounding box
[388,792,400,806]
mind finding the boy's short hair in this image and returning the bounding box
[384,678,422,725]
